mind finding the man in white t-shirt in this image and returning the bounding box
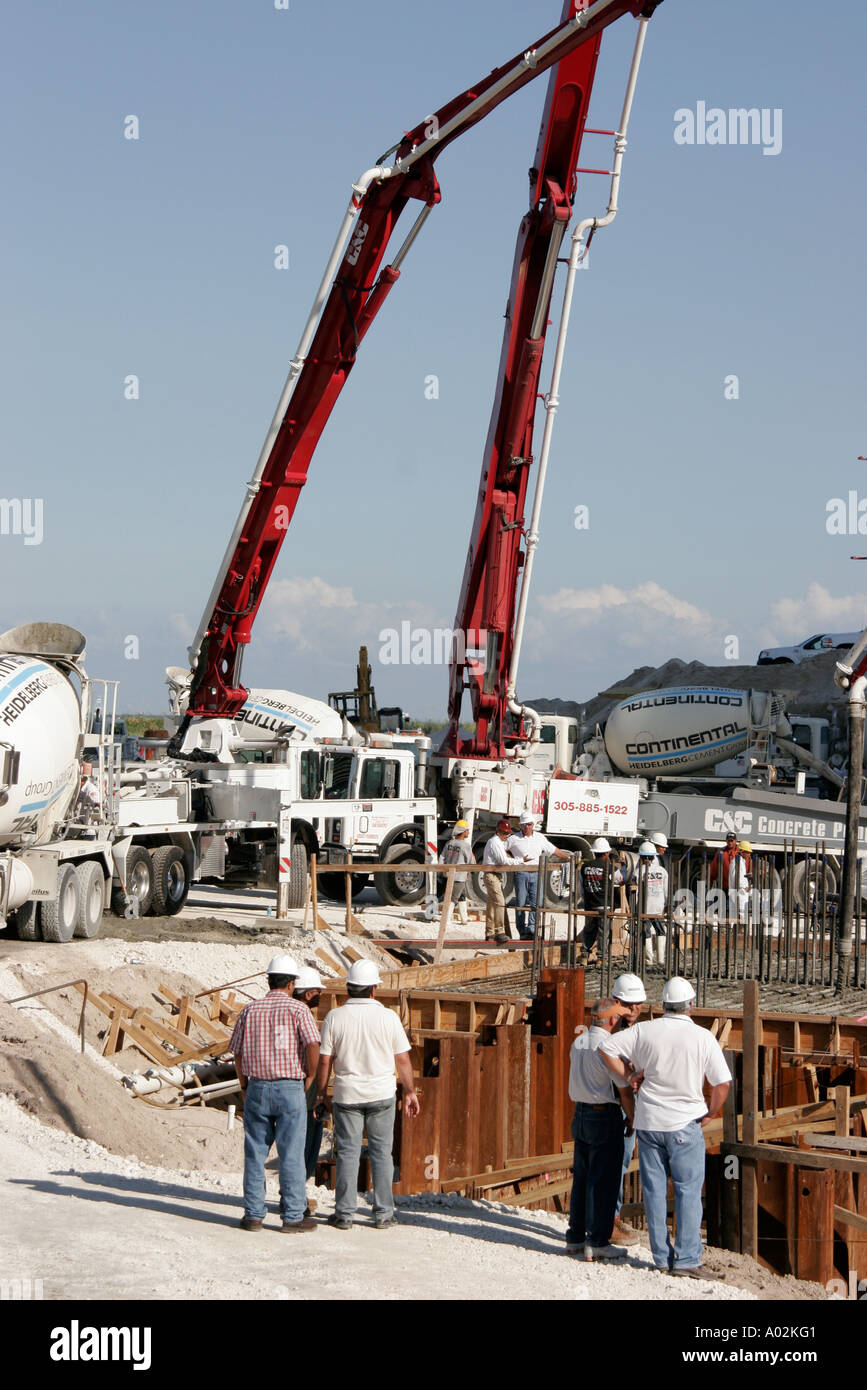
[316,959,420,1230]
[506,811,572,940]
[629,841,669,968]
[598,977,731,1279]
[482,819,518,943]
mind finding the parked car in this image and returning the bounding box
[757,632,861,665]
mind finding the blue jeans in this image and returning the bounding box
[567,1103,624,1247]
[242,1078,307,1223]
[615,1127,636,1218]
[637,1122,706,1269]
[514,871,537,937]
[333,1097,396,1222]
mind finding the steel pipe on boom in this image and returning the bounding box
[506,16,650,755]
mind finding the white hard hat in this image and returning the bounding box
[519,811,536,825]
[650,832,668,848]
[612,973,646,1003]
[347,959,381,987]
[662,976,696,1005]
[294,967,323,992]
[638,840,657,857]
[591,837,612,854]
[267,953,299,976]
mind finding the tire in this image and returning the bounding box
[318,869,369,903]
[150,846,190,916]
[284,841,308,911]
[13,898,40,941]
[468,837,515,907]
[784,858,834,912]
[40,864,80,943]
[378,851,427,907]
[111,844,154,917]
[74,861,106,938]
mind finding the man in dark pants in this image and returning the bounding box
[294,967,325,1209]
[566,997,635,1262]
[230,953,320,1234]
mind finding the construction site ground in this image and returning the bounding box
[0,883,854,1302]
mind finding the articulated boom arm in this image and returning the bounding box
[184,0,657,722]
[442,2,615,759]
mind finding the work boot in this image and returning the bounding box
[584,1242,628,1262]
[239,1216,263,1232]
[327,1214,352,1230]
[669,1266,718,1281]
[456,899,469,926]
[610,1218,639,1247]
[281,1216,317,1233]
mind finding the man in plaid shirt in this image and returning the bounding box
[230,953,320,1233]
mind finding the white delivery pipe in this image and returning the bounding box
[507,18,649,753]
[188,0,624,672]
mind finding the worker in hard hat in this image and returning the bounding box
[629,841,669,968]
[709,831,740,893]
[482,818,519,943]
[565,997,635,1261]
[441,819,474,926]
[598,976,732,1279]
[579,837,624,962]
[229,954,320,1233]
[316,958,420,1230]
[649,831,668,856]
[293,967,326,1209]
[506,811,572,941]
[607,973,647,1248]
[729,840,753,922]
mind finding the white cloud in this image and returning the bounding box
[768,583,867,639]
[538,580,713,628]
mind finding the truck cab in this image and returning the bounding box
[522,715,581,773]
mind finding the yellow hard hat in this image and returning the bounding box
[454,819,469,832]
[739,840,752,852]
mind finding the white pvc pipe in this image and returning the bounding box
[507,18,648,752]
[188,0,624,673]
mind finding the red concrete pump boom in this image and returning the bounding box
[180,0,661,742]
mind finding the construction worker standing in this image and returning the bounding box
[566,997,635,1262]
[482,819,517,943]
[441,819,474,926]
[629,841,669,968]
[607,973,646,1249]
[293,966,326,1207]
[579,837,623,960]
[598,977,731,1278]
[506,811,572,941]
[316,959,420,1230]
[709,831,739,891]
[230,953,320,1234]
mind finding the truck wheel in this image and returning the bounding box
[40,864,80,943]
[284,841,308,911]
[74,861,106,938]
[468,837,515,907]
[784,859,834,912]
[317,872,346,902]
[13,898,41,941]
[150,846,190,916]
[379,852,427,907]
[111,845,154,917]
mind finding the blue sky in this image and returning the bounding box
[1,0,865,716]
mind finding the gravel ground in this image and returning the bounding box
[0,1093,775,1303]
